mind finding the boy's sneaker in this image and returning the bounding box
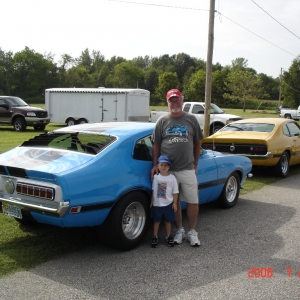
[150,236,158,248]
[165,235,174,247]
[187,229,200,247]
[174,228,185,245]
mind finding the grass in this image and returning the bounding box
[1,105,300,277]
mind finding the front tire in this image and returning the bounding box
[34,124,46,131]
[13,117,27,131]
[210,124,224,135]
[97,191,149,250]
[218,172,240,208]
[66,118,76,126]
[275,151,289,177]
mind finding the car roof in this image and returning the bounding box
[54,122,155,136]
[230,118,293,125]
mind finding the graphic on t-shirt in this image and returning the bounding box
[165,124,189,144]
[157,181,167,198]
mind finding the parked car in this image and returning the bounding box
[276,105,291,114]
[0,96,49,131]
[0,122,252,250]
[201,118,300,177]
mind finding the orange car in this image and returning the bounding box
[201,118,300,177]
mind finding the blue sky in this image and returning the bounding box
[2,0,299,78]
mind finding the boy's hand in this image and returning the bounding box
[172,203,177,212]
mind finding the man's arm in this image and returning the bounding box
[193,140,201,172]
[151,142,160,180]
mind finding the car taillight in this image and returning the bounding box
[251,146,266,152]
[202,144,214,150]
[17,182,55,200]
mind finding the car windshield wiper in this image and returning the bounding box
[225,125,244,131]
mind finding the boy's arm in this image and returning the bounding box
[172,193,178,212]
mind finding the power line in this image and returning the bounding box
[107,0,297,58]
[283,81,300,93]
[107,0,208,11]
[251,0,300,41]
[216,12,297,58]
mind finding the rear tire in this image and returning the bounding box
[275,151,289,177]
[34,125,46,131]
[284,114,292,119]
[13,117,27,131]
[97,191,149,250]
[218,172,240,208]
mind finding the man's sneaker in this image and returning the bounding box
[165,235,174,247]
[174,228,185,245]
[187,229,200,247]
[150,236,158,248]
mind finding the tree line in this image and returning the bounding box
[0,46,299,109]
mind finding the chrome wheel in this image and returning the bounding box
[122,201,146,240]
[225,175,238,203]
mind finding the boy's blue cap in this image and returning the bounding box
[157,155,172,166]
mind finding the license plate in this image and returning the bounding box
[2,203,22,219]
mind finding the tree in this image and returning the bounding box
[183,69,206,101]
[282,56,300,108]
[224,70,266,111]
[155,72,179,103]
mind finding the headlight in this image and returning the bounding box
[27,112,36,117]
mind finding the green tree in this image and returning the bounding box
[155,72,179,103]
[282,56,300,108]
[183,69,206,101]
[224,70,266,111]
[0,48,14,94]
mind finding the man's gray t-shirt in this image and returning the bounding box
[153,112,203,171]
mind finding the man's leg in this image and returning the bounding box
[186,203,199,230]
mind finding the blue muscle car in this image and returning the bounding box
[0,122,252,250]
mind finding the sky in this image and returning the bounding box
[1,0,299,78]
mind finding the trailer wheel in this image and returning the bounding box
[66,118,76,126]
[78,118,88,124]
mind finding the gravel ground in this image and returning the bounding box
[1,174,300,299]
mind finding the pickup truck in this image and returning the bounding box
[279,106,300,120]
[0,96,50,131]
[150,102,242,135]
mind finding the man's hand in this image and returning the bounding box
[150,165,159,181]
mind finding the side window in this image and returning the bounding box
[283,124,291,137]
[286,122,300,136]
[133,136,153,161]
[192,104,204,114]
[183,103,191,112]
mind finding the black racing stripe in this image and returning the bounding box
[198,179,226,189]
[0,165,8,175]
[80,201,116,212]
[6,167,28,178]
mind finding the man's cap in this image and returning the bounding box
[157,155,172,166]
[166,89,182,101]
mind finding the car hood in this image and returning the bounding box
[204,131,271,143]
[223,114,242,120]
[0,147,93,175]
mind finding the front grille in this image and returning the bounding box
[202,143,267,155]
[16,182,55,200]
[36,111,48,118]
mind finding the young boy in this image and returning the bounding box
[150,155,179,247]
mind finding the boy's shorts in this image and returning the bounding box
[170,169,199,204]
[151,202,175,222]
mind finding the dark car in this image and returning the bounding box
[276,105,291,114]
[0,96,50,131]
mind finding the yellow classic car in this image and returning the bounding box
[201,118,300,177]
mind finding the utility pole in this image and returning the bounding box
[278,68,283,106]
[203,0,215,137]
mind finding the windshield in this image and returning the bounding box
[6,97,29,107]
[21,132,117,155]
[202,103,224,114]
[221,123,275,133]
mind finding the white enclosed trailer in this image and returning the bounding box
[45,88,150,126]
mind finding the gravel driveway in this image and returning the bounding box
[1,174,300,299]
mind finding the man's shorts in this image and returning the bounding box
[151,202,175,222]
[170,169,199,204]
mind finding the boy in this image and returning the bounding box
[150,155,179,247]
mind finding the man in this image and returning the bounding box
[151,88,203,247]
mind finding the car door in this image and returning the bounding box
[286,122,300,164]
[0,98,12,124]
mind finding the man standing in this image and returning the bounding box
[151,89,203,247]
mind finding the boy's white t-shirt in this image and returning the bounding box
[152,173,179,207]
